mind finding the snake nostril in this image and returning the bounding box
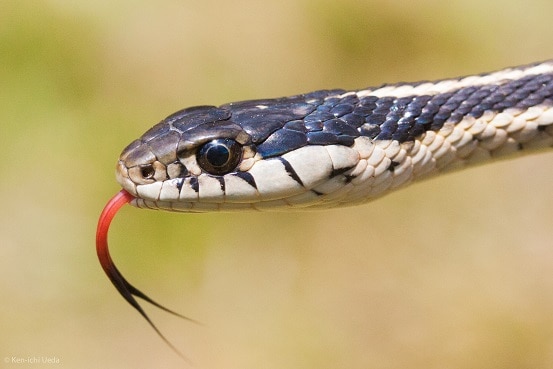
[140,164,155,179]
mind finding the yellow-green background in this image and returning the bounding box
[3,1,553,368]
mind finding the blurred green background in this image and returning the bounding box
[3,0,553,368]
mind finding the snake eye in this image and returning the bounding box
[197,138,242,175]
[140,164,155,179]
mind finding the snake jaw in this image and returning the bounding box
[96,189,193,360]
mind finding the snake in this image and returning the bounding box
[96,60,553,353]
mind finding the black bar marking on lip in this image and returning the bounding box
[189,177,199,192]
[277,157,304,186]
[388,161,400,172]
[232,171,258,189]
[344,174,355,184]
[216,176,225,192]
[175,178,184,192]
[330,166,354,178]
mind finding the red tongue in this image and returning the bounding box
[96,190,134,279]
[96,189,191,359]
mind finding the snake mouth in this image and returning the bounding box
[115,160,139,197]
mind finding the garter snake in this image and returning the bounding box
[97,60,553,352]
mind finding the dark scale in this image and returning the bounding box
[415,102,440,126]
[406,121,426,139]
[452,87,480,116]
[256,128,308,157]
[516,76,553,108]
[303,110,335,129]
[375,118,398,140]
[330,103,355,118]
[241,120,284,142]
[317,96,343,112]
[340,113,365,127]
[432,105,454,127]
[304,120,324,132]
[535,80,553,99]
[336,135,356,146]
[428,92,453,107]
[454,100,478,117]
[446,86,478,106]
[306,131,341,145]
[323,119,359,136]
[358,123,381,138]
[353,104,376,116]
[392,121,415,142]
[171,106,231,130]
[340,93,361,105]
[463,89,495,118]
[519,74,546,93]
[391,96,414,112]
[516,94,544,109]
[381,97,414,137]
[404,96,431,125]
[358,95,379,111]
[387,97,413,120]
[303,89,346,102]
[397,114,416,128]
[373,97,395,115]
[366,113,387,126]
[481,88,507,106]
[440,98,463,117]
[284,120,307,132]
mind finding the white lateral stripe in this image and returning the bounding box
[355,61,553,99]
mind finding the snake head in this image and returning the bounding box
[116,92,381,212]
[116,105,260,208]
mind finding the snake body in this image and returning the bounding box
[101,61,553,354]
[116,61,553,211]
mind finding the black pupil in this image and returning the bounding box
[206,143,230,167]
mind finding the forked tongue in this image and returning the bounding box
[96,189,193,360]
